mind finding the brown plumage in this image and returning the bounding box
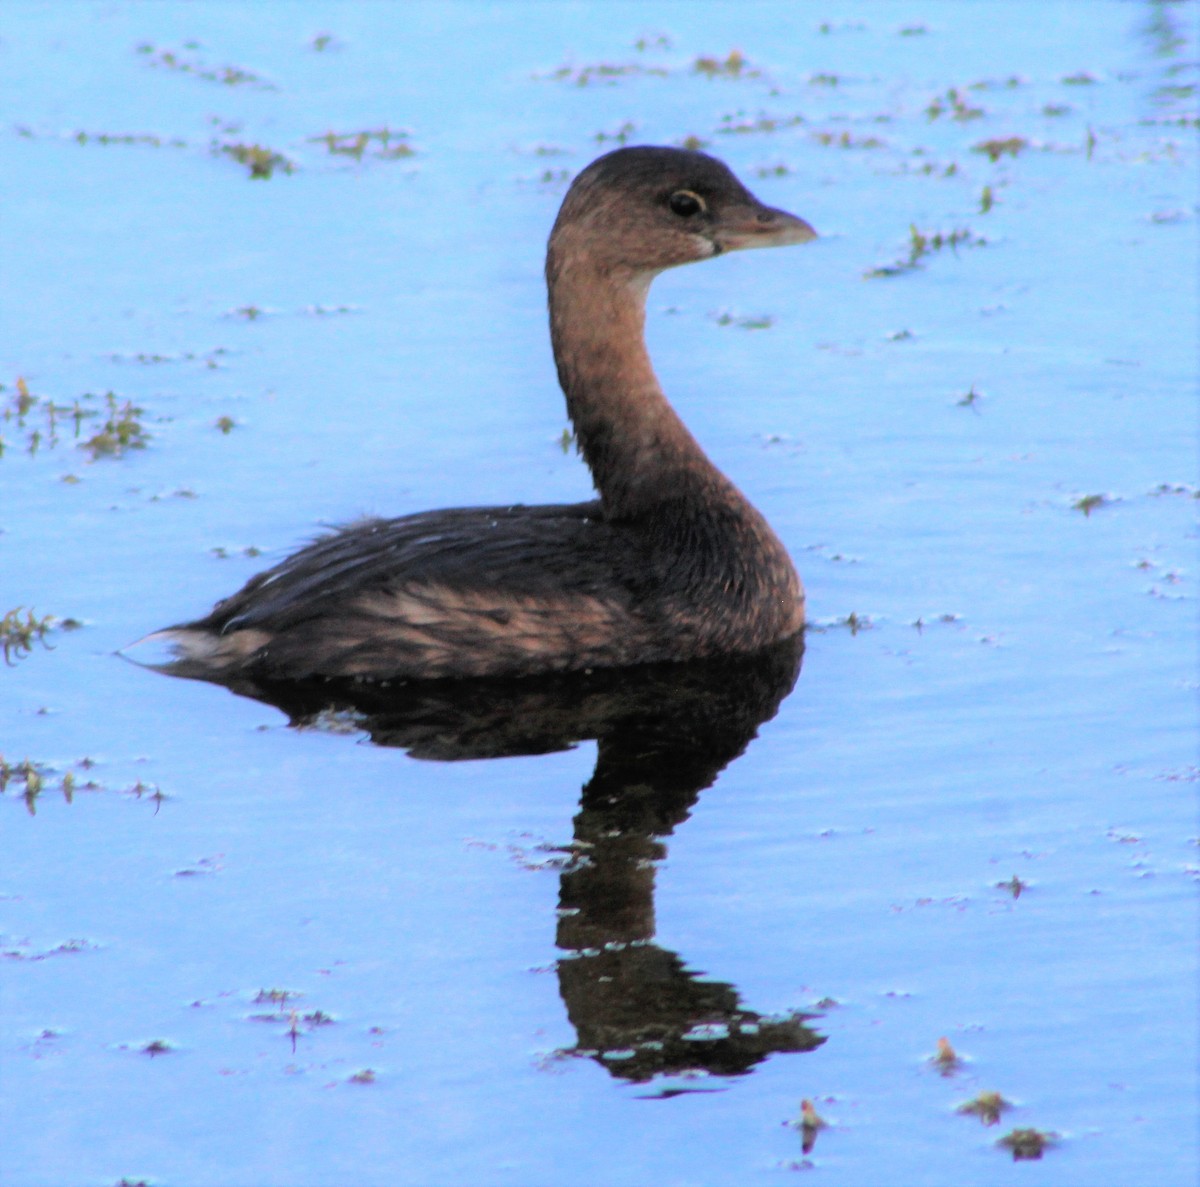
[144,146,816,682]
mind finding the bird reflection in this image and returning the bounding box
[148,637,824,1085]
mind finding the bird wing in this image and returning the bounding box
[208,500,630,634]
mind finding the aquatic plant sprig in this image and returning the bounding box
[810,129,887,149]
[593,121,639,145]
[541,60,669,86]
[716,111,806,136]
[865,224,988,279]
[693,50,762,80]
[215,141,295,180]
[70,129,189,149]
[974,136,1030,162]
[0,378,100,458]
[309,127,415,162]
[79,393,149,459]
[539,46,760,87]
[957,1090,1014,1125]
[998,1127,1060,1161]
[931,1036,964,1075]
[926,87,985,122]
[135,41,278,91]
[788,1098,829,1154]
[0,607,80,663]
[1072,492,1115,516]
[712,310,775,330]
[1,754,160,814]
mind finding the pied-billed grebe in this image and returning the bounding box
[148,146,816,682]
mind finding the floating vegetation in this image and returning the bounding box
[1,607,78,663]
[755,163,792,177]
[1061,71,1098,86]
[71,129,188,149]
[210,545,263,559]
[1072,493,1111,516]
[594,121,638,145]
[889,155,963,177]
[309,127,414,161]
[677,134,710,150]
[865,225,988,278]
[2,935,99,960]
[226,303,359,321]
[107,346,229,368]
[1149,482,1199,498]
[2,755,158,815]
[214,416,237,434]
[0,758,42,812]
[926,87,985,121]
[79,393,149,459]
[808,71,841,87]
[957,385,984,409]
[911,613,962,631]
[1140,113,1200,128]
[633,33,672,52]
[1,377,100,457]
[228,304,269,320]
[1154,82,1197,103]
[979,184,996,213]
[693,50,760,79]
[348,1068,377,1084]
[246,992,337,1052]
[998,1127,1059,1160]
[310,32,342,52]
[713,311,774,330]
[790,1099,828,1154]
[217,141,294,179]
[974,136,1030,161]
[717,111,805,136]
[544,61,669,86]
[816,611,874,634]
[136,41,277,90]
[12,120,414,180]
[957,1090,1014,1126]
[970,75,1029,92]
[249,1002,332,1028]
[931,1036,963,1075]
[811,129,886,149]
[995,874,1028,898]
[898,23,929,36]
[1043,103,1072,117]
[3,384,159,462]
[142,1039,173,1057]
[303,303,359,315]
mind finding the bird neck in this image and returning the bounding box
[546,245,733,521]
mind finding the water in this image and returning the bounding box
[1,2,1196,1184]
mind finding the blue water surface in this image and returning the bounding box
[1,3,1196,1185]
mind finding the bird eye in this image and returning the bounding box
[668,190,706,217]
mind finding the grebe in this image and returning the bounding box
[149,146,816,682]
